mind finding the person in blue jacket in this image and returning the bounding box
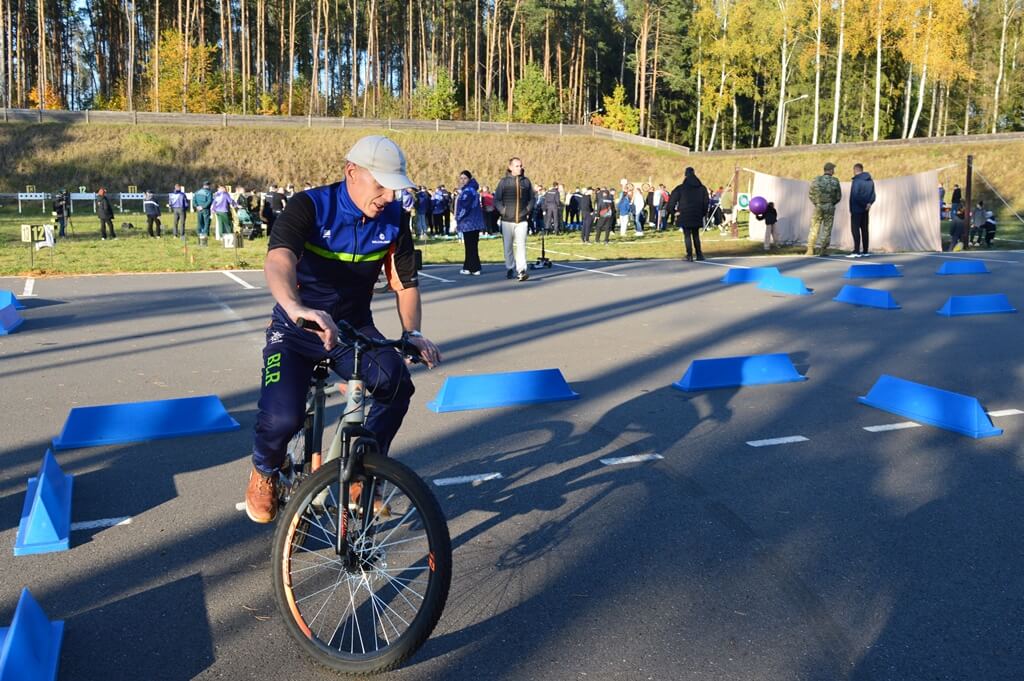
[415,186,431,238]
[455,170,485,275]
[848,163,876,257]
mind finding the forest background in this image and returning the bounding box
[2,0,1022,151]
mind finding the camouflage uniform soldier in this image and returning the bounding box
[806,162,842,256]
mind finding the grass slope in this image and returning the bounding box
[0,122,1021,276]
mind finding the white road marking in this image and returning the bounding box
[235,502,247,511]
[21,278,36,297]
[746,435,809,447]
[418,271,454,283]
[988,409,1024,418]
[433,473,503,487]
[551,262,626,277]
[600,453,664,465]
[691,260,732,269]
[864,422,923,432]
[71,516,132,531]
[918,253,1019,264]
[222,271,258,289]
[528,245,600,261]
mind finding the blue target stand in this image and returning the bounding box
[937,294,1016,317]
[52,395,240,450]
[720,267,781,284]
[673,353,807,392]
[0,288,25,335]
[0,589,63,681]
[428,369,579,413]
[756,274,813,296]
[859,374,1002,439]
[833,285,901,310]
[14,451,72,556]
[843,263,901,279]
[936,260,989,275]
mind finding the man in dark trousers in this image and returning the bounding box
[95,187,116,240]
[666,167,709,261]
[577,188,595,243]
[262,184,287,236]
[950,183,962,218]
[543,183,562,234]
[593,188,615,244]
[848,163,876,257]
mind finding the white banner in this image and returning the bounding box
[747,169,942,253]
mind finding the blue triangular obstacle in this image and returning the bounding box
[858,374,1002,439]
[0,588,64,681]
[672,353,807,392]
[0,290,26,310]
[52,395,240,450]
[427,369,579,413]
[756,274,812,296]
[936,260,989,275]
[833,285,901,310]
[937,294,1016,317]
[14,450,72,556]
[720,267,781,284]
[843,263,901,279]
[0,304,23,335]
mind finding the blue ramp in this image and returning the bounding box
[756,274,812,296]
[936,260,989,275]
[0,303,24,335]
[720,267,781,284]
[937,294,1016,317]
[673,353,807,392]
[428,369,579,413]
[833,285,901,310]
[844,263,901,279]
[0,589,64,681]
[14,451,72,556]
[858,374,1002,439]
[0,290,26,309]
[52,395,240,450]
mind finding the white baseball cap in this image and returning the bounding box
[346,135,415,189]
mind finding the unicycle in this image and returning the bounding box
[270,319,452,675]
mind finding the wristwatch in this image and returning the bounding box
[403,330,423,339]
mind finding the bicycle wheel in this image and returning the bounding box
[271,452,452,675]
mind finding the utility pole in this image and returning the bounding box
[963,155,973,250]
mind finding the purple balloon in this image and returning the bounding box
[749,196,767,214]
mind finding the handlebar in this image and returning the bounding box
[296,317,424,363]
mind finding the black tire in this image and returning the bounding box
[271,453,452,675]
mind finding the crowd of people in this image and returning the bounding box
[53,158,995,260]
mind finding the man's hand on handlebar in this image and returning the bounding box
[404,334,442,369]
[291,308,339,350]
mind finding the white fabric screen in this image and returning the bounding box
[747,169,942,252]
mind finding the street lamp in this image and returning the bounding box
[776,93,808,147]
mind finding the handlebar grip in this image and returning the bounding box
[296,317,323,332]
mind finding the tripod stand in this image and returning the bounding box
[528,225,553,269]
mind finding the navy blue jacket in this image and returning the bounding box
[455,179,485,233]
[267,182,418,329]
[849,172,876,214]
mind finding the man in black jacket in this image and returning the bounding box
[493,157,533,281]
[578,188,595,243]
[95,187,116,240]
[666,167,709,261]
[593,188,615,244]
[543,184,562,235]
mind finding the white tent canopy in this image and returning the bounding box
[746,168,942,252]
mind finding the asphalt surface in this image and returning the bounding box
[1,246,1023,681]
